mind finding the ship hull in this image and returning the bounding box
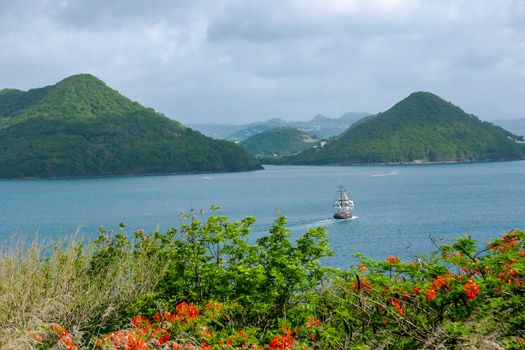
[334,212,353,219]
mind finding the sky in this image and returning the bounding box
[1,0,524,124]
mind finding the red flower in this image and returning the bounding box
[430,274,455,290]
[157,333,170,345]
[390,298,405,315]
[464,280,480,301]
[175,302,200,319]
[352,277,373,290]
[386,256,399,264]
[425,287,437,301]
[268,328,296,350]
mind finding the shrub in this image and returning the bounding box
[1,211,523,349]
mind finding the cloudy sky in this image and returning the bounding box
[1,0,524,124]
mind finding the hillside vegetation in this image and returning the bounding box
[288,92,525,164]
[1,212,524,349]
[0,74,261,178]
[240,127,320,159]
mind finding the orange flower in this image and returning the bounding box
[386,256,399,264]
[352,277,374,290]
[425,287,437,301]
[432,276,447,289]
[464,280,480,301]
[268,328,296,350]
[390,298,405,315]
[175,302,200,319]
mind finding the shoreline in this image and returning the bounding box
[2,158,524,181]
[0,166,264,181]
[263,157,525,167]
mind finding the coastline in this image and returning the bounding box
[263,157,525,167]
[2,158,525,180]
[0,165,264,181]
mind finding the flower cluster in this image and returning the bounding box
[268,328,296,350]
[425,274,458,301]
[97,303,206,350]
[386,256,400,264]
[94,303,321,349]
[463,280,480,301]
[352,277,374,291]
[30,323,79,350]
[487,230,520,252]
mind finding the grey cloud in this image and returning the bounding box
[0,0,524,123]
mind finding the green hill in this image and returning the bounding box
[288,92,525,164]
[240,127,320,159]
[0,74,262,178]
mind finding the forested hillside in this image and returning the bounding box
[0,74,262,178]
[288,92,525,164]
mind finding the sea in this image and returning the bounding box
[1,161,524,268]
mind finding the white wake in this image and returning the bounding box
[371,171,398,177]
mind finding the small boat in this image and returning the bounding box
[333,186,355,219]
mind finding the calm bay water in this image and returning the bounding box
[1,161,524,268]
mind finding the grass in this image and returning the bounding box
[0,235,162,348]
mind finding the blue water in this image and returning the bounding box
[1,162,524,268]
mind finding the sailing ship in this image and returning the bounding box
[333,185,355,219]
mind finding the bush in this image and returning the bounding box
[1,211,523,349]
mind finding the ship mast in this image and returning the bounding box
[333,185,355,219]
[334,186,354,209]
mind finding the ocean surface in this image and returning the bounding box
[1,161,524,268]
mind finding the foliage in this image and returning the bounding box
[1,211,524,349]
[127,212,333,331]
[0,74,262,178]
[240,127,320,159]
[287,91,525,164]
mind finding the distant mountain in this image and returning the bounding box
[240,127,320,159]
[227,118,289,142]
[493,118,525,137]
[0,74,262,178]
[184,123,245,140]
[189,112,370,142]
[287,92,525,165]
[287,112,369,139]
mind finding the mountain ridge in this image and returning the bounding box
[188,112,370,141]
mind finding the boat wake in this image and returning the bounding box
[292,216,358,231]
[290,219,335,231]
[371,171,398,177]
[314,219,336,226]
